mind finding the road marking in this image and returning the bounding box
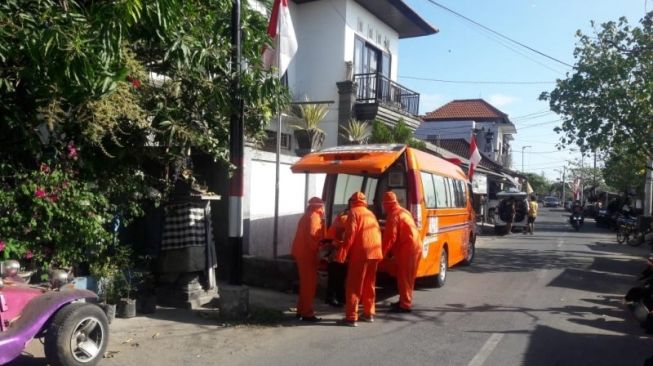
[468,333,504,366]
[557,239,564,248]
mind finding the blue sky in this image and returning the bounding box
[399,0,648,181]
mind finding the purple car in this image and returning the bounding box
[0,261,109,366]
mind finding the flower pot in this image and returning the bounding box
[294,130,324,155]
[100,303,116,324]
[116,298,137,318]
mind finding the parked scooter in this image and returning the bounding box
[0,259,109,366]
[625,257,653,331]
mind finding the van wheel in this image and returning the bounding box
[462,235,475,265]
[435,248,448,288]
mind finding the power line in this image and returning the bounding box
[399,75,556,85]
[423,0,574,68]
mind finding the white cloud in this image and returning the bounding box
[487,94,519,108]
[419,93,445,115]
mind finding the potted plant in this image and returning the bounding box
[340,119,371,145]
[114,270,137,319]
[291,99,328,156]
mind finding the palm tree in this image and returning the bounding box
[340,119,371,145]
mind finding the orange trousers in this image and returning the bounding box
[295,257,318,317]
[345,259,379,321]
[395,250,421,309]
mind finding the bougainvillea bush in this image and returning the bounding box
[0,1,289,274]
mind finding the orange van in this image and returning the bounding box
[291,144,476,287]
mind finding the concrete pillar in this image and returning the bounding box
[336,80,358,146]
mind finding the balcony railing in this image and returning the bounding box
[354,73,420,116]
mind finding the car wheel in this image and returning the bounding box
[462,234,475,266]
[435,247,448,288]
[44,303,109,366]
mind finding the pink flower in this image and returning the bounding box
[0,241,5,251]
[67,142,78,160]
[39,163,50,173]
[25,250,33,260]
[35,188,47,198]
[127,76,141,89]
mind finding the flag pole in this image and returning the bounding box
[272,12,282,259]
[228,0,244,285]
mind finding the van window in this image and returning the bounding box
[453,180,465,207]
[420,172,437,208]
[433,174,448,208]
[332,174,378,219]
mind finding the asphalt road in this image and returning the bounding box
[12,207,653,366]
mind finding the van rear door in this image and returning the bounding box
[290,144,406,175]
[291,144,407,224]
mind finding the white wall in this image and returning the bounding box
[414,120,475,141]
[245,147,325,257]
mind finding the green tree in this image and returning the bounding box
[0,0,288,270]
[540,12,653,156]
[522,173,550,196]
[540,12,653,192]
[369,119,426,150]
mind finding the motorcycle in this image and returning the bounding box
[625,257,653,331]
[0,260,109,366]
[570,212,584,231]
[616,215,643,246]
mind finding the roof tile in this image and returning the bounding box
[422,99,508,121]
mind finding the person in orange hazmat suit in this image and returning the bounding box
[291,197,325,322]
[339,192,382,326]
[382,191,421,313]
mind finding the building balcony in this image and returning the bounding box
[354,73,420,116]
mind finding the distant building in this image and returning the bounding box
[415,99,516,168]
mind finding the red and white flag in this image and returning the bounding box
[262,0,297,76]
[468,134,482,180]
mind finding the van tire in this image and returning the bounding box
[435,248,448,288]
[462,234,475,265]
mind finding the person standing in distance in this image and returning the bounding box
[382,191,421,313]
[526,194,538,235]
[291,197,325,322]
[339,192,382,326]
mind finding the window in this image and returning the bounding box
[421,172,436,208]
[354,36,391,78]
[332,174,377,220]
[433,174,448,208]
[261,131,291,153]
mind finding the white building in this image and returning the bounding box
[246,0,438,259]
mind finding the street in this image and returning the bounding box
[13,207,653,366]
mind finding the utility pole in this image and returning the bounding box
[645,158,653,216]
[228,0,243,285]
[561,166,566,205]
[521,146,531,173]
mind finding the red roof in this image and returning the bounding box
[422,99,508,122]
